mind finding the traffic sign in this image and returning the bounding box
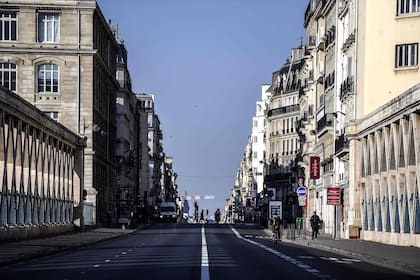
[298,196,306,206]
[296,186,307,197]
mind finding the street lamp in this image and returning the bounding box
[329,110,346,239]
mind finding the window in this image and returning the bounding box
[0,12,17,41]
[38,13,59,43]
[253,136,258,143]
[0,63,16,91]
[291,140,294,154]
[397,0,420,15]
[395,43,418,68]
[253,120,258,128]
[37,63,59,93]
[44,111,58,121]
[253,152,257,159]
[282,140,285,155]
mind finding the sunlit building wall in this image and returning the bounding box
[0,0,119,226]
[251,85,271,194]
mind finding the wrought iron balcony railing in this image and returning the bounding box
[267,104,299,117]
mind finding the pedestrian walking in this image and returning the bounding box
[215,208,221,224]
[310,211,321,239]
[200,209,204,223]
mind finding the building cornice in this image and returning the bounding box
[0,48,97,55]
[356,83,420,137]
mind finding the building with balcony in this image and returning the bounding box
[303,0,340,238]
[115,37,140,226]
[162,156,178,203]
[0,0,119,226]
[300,0,326,231]
[264,46,305,223]
[299,0,420,246]
[136,93,155,221]
[146,103,164,211]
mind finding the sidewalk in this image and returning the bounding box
[0,227,137,267]
[263,228,420,276]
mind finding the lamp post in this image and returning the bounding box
[330,110,345,239]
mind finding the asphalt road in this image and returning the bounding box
[0,223,416,280]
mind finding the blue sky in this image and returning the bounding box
[97,0,307,216]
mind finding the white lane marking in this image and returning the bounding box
[298,256,315,259]
[93,264,100,268]
[230,226,331,279]
[201,225,210,280]
[342,258,361,263]
[105,259,110,263]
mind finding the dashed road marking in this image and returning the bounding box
[298,256,315,259]
[201,225,210,280]
[230,226,331,279]
[321,256,362,264]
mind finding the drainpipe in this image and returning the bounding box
[77,8,83,228]
[77,8,81,134]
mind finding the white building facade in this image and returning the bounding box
[251,85,271,194]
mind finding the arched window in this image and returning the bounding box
[37,63,59,93]
[0,62,16,92]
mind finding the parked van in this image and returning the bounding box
[159,201,178,223]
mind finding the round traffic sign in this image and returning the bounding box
[296,186,306,197]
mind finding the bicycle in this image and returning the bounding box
[272,224,281,243]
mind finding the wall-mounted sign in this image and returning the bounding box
[269,201,282,220]
[327,187,341,205]
[310,156,321,179]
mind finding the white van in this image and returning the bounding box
[159,201,178,223]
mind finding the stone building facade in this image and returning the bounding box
[0,86,85,241]
[0,0,119,226]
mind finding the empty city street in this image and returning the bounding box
[0,224,416,280]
